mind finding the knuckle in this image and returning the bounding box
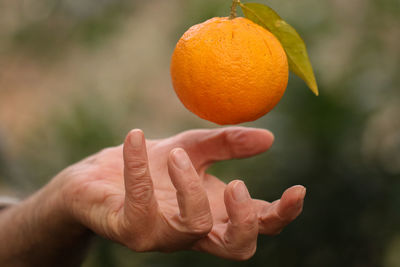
[270,229,283,236]
[232,246,257,261]
[176,129,197,140]
[219,129,238,158]
[127,238,153,252]
[266,224,284,236]
[119,222,153,252]
[99,147,113,155]
[126,159,148,171]
[224,235,257,261]
[125,160,148,177]
[259,216,286,236]
[226,130,250,156]
[185,179,202,194]
[185,215,213,236]
[242,211,258,229]
[127,182,153,204]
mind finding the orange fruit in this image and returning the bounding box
[170,17,289,125]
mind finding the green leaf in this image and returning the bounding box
[240,2,319,95]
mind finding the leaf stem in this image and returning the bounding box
[229,0,241,19]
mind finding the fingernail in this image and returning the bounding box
[130,130,143,148]
[298,187,306,208]
[232,181,250,202]
[298,186,306,200]
[291,187,306,211]
[172,149,191,170]
[266,130,275,142]
[301,187,307,197]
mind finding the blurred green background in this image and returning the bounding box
[0,0,399,266]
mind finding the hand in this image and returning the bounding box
[59,127,305,260]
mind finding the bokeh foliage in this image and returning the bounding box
[0,0,399,266]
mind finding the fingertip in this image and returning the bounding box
[168,147,200,194]
[282,185,306,204]
[257,128,274,140]
[167,147,176,164]
[125,129,144,148]
[169,148,191,171]
[267,130,275,145]
[231,180,251,203]
[278,185,306,220]
[123,129,146,165]
[229,128,275,158]
[224,180,255,222]
[257,129,275,150]
[224,180,244,203]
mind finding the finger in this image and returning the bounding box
[176,127,274,170]
[168,148,212,236]
[223,180,258,260]
[123,129,158,222]
[256,185,306,235]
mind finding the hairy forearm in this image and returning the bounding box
[0,181,92,267]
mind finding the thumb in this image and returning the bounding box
[177,127,274,170]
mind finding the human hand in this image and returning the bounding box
[58,127,305,260]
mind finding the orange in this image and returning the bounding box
[170,17,289,125]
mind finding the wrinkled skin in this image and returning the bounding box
[60,127,305,260]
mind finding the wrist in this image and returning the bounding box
[39,173,91,237]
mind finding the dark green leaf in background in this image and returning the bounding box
[241,2,319,95]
